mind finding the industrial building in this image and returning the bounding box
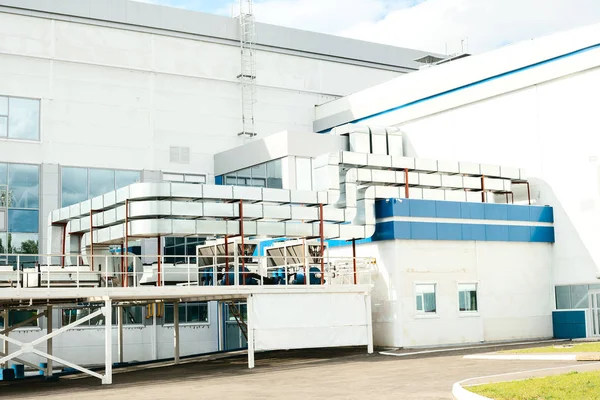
[0,0,598,385]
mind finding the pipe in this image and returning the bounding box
[90,210,94,271]
[319,203,324,285]
[526,182,531,205]
[404,168,409,198]
[505,192,509,204]
[61,223,67,268]
[125,199,129,288]
[225,236,229,285]
[352,238,357,285]
[511,192,515,204]
[121,242,125,288]
[157,236,161,287]
[240,200,245,286]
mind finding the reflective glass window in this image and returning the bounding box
[89,169,115,198]
[115,170,140,189]
[555,286,572,309]
[0,232,7,256]
[61,167,88,207]
[458,283,478,312]
[0,163,6,185]
[0,116,6,137]
[165,302,208,324]
[415,284,436,313]
[6,233,38,254]
[571,284,589,309]
[8,98,40,140]
[251,164,266,188]
[8,209,38,233]
[8,164,39,209]
[0,96,7,115]
[237,168,251,186]
[266,159,283,189]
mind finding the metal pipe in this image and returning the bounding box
[404,168,409,198]
[240,200,245,286]
[319,203,324,285]
[125,199,129,288]
[90,210,94,271]
[480,175,485,203]
[225,236,229,285]
[526,182,531,205]
[121,243,125,288]
[157,236,161,287]
[511,192,515,204]
[505,192,509,204]
[61,223,66,268]
[352,238,357,285]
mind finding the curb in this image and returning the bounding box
[464,354,576,361]
[452,382,492,400]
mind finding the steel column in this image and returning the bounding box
[225,236,229,285]
[103,299,113,385]
[174,301,180,364]
[319,203,324,285]
[61,223,67,268]
[125,199,129,287]
[46,306,53,376]
[247,295,255,369]
[526,181,531,205]
[1,309,7,368]
[481,175,486,203]
[404,168,409,198]
[117,306,124,364]
[90,210,94,271]
[352,239,357,285]
[240,200,245,286]
[157,236,162,287]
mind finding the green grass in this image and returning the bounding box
[502,342,600,354]
[468,370,600,400]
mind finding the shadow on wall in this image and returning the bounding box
[530,177,599,284]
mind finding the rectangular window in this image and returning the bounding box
[5,97,40,141]
[0,310,39,328]
[458,283,478,312]
[415,284,436,314]
[61,306,143,327]
[8,164,39,209]
[115,170,140,188]
[61,167,140,207]
[165,302,209,324]
[266,159,283,189]
[0,116,6,138]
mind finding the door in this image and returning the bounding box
[589,291,600,337]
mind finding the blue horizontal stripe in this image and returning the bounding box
[372,221,554,243]
[318,43,600,132]
[376,199,554,223]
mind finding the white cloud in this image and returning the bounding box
[338,0,600,54]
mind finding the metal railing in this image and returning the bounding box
[0,253,377,290]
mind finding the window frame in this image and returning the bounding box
[0,95,41,142]
[457,282,479,315]
[414,282,437,316]
[164,302,210,326]
[60,306,145,328]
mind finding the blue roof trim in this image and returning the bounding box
[318,43,600,131]
[375,199,554,223]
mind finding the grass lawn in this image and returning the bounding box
[468,370,600,400]
[502,342,600,354]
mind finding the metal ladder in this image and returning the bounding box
[227,301,248,340]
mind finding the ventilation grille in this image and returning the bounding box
[170,146,190,164]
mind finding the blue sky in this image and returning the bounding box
[134,0,600,54]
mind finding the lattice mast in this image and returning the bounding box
[237,0,257,137]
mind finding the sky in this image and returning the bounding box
[134,0,600,54]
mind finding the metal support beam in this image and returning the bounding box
[225,236,230,285]
[90,210,94,271]
[103,299,113,385]
[240,200,245,286]
[404,168,409,198]
[1,309,7,369]
[117,306,124,364]
[247,295,255,369]
[352,239,357,285]
[174,301,180,364]
[365,294,373,354]
[481,175,486,203]
[46,306,53,376]
[157,236,162,287]
[526,181,531,205]
[319,203,324,285]
[125,199,129,287]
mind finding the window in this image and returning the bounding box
[164,237,204,263]
[165,302,209,324]
[458,283,478,312]
[415,284,436,314]
[163,173,207,184]
[219,158,283,189]
[0,310,39,329]
[61,306,143,327]
[0,96,40,141]
[0,163,39,265]
[555,285,591,309]
[61,167,140,207]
